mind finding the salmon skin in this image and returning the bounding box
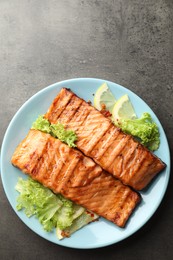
[45,88,166,190]
[11,129,141,228]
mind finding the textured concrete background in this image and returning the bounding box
[0,0,173,259]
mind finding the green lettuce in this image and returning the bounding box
[16,177,63,231]
[31,115,51,134]
[57,210,98,240]
[31,115,77,147]
[15,177,98,238]
[50,123,77,148]
[117,112,160,151]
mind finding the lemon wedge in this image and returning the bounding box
[94,83,116,112]
[112,94,137,123]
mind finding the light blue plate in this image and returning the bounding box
[0,78,170,249]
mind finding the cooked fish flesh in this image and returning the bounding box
[45,88,166,190]
[11,129,141,227]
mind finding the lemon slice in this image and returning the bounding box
[94,83,116,112]
[112,94,137,123]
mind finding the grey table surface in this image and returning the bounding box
[0,0,173,259]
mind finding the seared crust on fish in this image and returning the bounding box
[45,88,166,190]
[11,129,141,228]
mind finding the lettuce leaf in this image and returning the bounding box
[16,177,63,231]
[50,123,77,148]
[31,115,77,147]
[57,211,98,240]
[31,115,51,134]
[118,112,160,151]
[15,177,99,237]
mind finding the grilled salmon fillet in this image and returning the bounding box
[11,129,141,227]
[45,88,166,190]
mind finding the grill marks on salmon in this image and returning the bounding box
[45,88,166,190]
[11,129,141,228]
